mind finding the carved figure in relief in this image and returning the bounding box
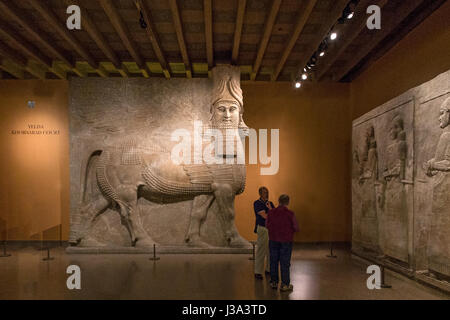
[356,126,380,250]
[69,66,250,248]
[359,126,378,183]
[380,114,409,262]
[423,97,450,279]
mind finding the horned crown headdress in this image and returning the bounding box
[211,65,243,113]
[211,65,248,129]
[442,97,450,112]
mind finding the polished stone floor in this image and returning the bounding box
[0,243,447,300]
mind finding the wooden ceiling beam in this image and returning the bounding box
[315,0,388,81]
[0,21,51,67]
[0,42,46,79]
[99,0,150,78]
[0,0,74,69]
[333,0,426,81]
[231,0,247,64]
[271,0,318,81]
[0,32,33,67]
[169,0,192,78]
[63,0,127,77]
[136,0,170,79]
[28,0,104,77]
[25,60,47,80]
[0,58,24,79]
[292,0,348,80]
[250,0,282,81]
[204,0,213,70]
[0,20,56,78]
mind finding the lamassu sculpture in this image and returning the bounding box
[69,65,250,249]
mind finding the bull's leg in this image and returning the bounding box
[116,184,154,247]
[73,196,110,246]
[185,194,214,247]
[212,183,250,248]
[130,201,154,248]
[117,202,138,246]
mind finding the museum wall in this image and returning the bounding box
[0,80,70,241]
[236,82,352,242]
[351,0,450,120]
[0,79,351,243]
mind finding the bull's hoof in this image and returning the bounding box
[185,235,211,248]
[228,235,251,248]
[78,236,107,247]
[134,237,154,248]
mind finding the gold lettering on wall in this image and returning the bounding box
[10,124,60,135]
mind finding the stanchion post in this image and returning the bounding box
[0,241,11,258]
[326,241,337,258]
[380,265,392,288]
[149,244,160,261]
[42,246,54,261]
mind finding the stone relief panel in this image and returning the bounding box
[415,93,450,280]
[352,69,450,289]
[68,65,251,251]
[352,101,414,266]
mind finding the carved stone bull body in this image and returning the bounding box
[68,65,250,248]
[69,141,248,248]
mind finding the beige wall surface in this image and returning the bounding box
[0,80,69,241]
[236,82,352,242]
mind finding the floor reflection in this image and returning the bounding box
[0,243,447,300]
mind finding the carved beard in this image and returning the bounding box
[214,120,239,129]
[439,111,449,129]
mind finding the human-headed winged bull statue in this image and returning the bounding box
[69,65,250,248]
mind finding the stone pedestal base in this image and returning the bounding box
[66,246,252,254]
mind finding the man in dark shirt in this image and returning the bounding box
[253,186,275,279]
[266,194,299,291]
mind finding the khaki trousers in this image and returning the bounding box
[254,225,270,274]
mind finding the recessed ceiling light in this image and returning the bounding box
[330,32,337,40]
[295,81,301,88]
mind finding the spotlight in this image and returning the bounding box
[303,67,307,72]
[343,4,355,20]
[302,73,308,80]
[295,81,301,89]
[318,40,328,58]
[309,54,317,66]
[330,32,337,40]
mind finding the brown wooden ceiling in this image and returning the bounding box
[0,0,446,81]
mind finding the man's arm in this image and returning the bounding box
[257,210,267,219]
[254,201,268,219]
